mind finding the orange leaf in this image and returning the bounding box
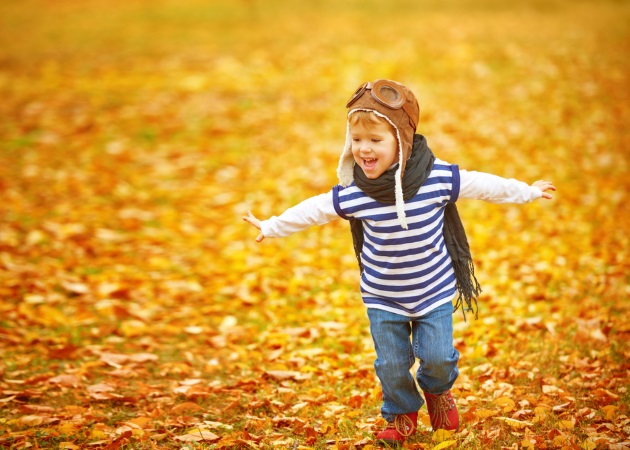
[172,402,203,413]
[601,405,618,420]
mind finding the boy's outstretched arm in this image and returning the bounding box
[459,170,557,204]
[243,210,265,242]
[242,192,340,243]
[532,180,556,199]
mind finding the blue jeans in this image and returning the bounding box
[367,301,460,422]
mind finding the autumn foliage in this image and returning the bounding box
[0,0,629,449]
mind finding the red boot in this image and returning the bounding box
[424,390,459,431]
[375,412,418,446]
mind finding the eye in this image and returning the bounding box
[371,139,382,143]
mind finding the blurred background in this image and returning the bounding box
[1,0,627,325]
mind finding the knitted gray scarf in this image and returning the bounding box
[350,134,481,319]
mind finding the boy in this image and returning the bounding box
[244,79,555,446]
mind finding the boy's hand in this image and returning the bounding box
[243,210,265,242]
[533,180,556,199]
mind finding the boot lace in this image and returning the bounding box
[428,393,455,428]
[384,414,415,437]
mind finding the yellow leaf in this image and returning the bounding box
[475,408,499,419]
[35,305,68,326]
[89,428,108,440]
[581,438,597,450]
[558,420,574,430]
[59,443,80,450]
[494,396,516,413]
[495,417,533,429]
[553,435,569,446]
[432,429,454,442]
[533,406,550,423]
[119,320,147,337]
[521,438,536,449]
[58,422,79,435]
[432,439,457,450]
[128,417,153,428]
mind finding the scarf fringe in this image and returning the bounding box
[452,257,482,321]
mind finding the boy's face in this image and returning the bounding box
[350,119,398,179]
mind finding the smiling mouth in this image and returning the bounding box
[363,158,378,169]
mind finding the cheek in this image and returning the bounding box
[389,144,399,162]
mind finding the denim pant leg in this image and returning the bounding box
[411,301,460,394]
[367,308,425,422]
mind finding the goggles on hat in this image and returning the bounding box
[346,80,417,128]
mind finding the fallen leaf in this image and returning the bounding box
[432,429,455,443]
[494,396,516,413]
[87,383,115,393]
[601,405,618,420]
[59,443,80,450]
[48,375,81,388]
[174,430,220,442]
[494,417,534,429]
[172,402,203,413]
[432,440,457,449]
[18,415,44,426]
[475,409,499,419]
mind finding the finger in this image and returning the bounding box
[243,211,261,229]
[536,181,556,191]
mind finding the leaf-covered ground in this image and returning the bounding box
[0,0,628,449]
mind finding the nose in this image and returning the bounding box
[358,141,371,153]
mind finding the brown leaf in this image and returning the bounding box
[87,383,116,393]
[48,344,79,360]
[174,430,220,442]
[48,374,81,388]
[127,353,159,363]
[264,370,312,381]
[172,402,203,413]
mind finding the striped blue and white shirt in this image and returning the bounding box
[332,160,459,316]
[260,159,542,318]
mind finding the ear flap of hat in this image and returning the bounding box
[394,163,407,229]
[337,121,355,187]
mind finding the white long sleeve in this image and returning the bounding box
[260,191,339,238]
[458,170,542,204]
[259,171,540,238]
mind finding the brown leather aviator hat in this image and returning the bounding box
[337,79,420,228]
